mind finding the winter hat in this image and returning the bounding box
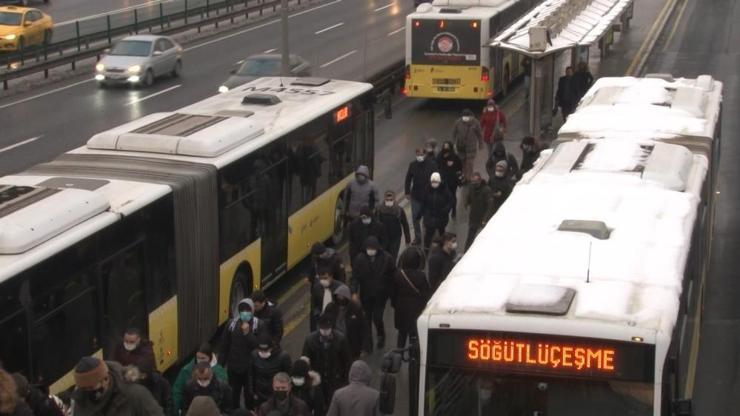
[256,332,273,351]
[364,236,381,250]
[311,242,327,256]
[291,359,310,378]
[333,284,351,300]
[462,108,474,117]
[186,396,220,416]
[318,313,334,329]
[430,172,442,183]
[74,357,108,389]
[487,99,496,106]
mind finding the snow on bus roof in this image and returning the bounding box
[427,139,707,335]
[560,75,722,140]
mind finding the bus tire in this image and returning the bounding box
[331,193,347,246]
[229,267,253,318]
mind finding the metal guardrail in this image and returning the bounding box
[0,0,299,89]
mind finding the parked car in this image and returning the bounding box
[0,6,52,52]
[218,53,311,93]
[95,34,182,88]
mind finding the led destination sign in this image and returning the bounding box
[428,330,655,382]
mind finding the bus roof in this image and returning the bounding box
[560,75,722,141]
[410,0,526,19]
[422,138,708,343]
[70,77,373,169]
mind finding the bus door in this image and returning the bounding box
[256,142,289,285]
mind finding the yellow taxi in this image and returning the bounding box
[0,6,53,52]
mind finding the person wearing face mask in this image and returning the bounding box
[252,290,285,344]
[111,327,156,371]
[404,147,438,244]
[480,99,508,156]
[257,373,310,416]
[173,343,228,415]
[304,242,346,287]
[452,108,483,182]
[390,246,432,349]
[348,205,387,268]
[436,141,463,219]
[251,333,292,407]
[486,141,520,182]
[326,361,379,416]
[71,356,164,416]
[182,363,233,415]
[427,232,457,290]
[310,268,346,332]
[301,314,352,406]
[123,363,172,416]
[520,136,543,175]
[489,160,514,216]
[376,190,411,262]
[419,172,453,249]
[464,172,494,251]
[289,359,325,416]
[324,284,371,359]
[220,298,260,409]
[343,165,379,223]
[350,236,396,349]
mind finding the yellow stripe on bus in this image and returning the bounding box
[149,296,178,373]
[49,349,103,395]
[406,64,491,100]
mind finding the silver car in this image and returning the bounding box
[218,54,311,93]
[95,35,182,88]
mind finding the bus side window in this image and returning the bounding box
[288,117,330,213]
[218,158,260,263]
[0,279,29,375]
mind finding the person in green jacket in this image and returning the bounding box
[172,343,228,415]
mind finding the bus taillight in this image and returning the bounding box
[414,20,421,29]
[481,67,490,82]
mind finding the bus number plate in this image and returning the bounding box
[437,86,456,92]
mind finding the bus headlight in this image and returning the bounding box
[3,34,17,40]
[218,85,229,93]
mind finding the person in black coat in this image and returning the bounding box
[486,142,520,182]
[572,61,594,102]
[310,268,345,331]
[122,362,172,416]
[251,333,292,407]
[182,363,233,415]
[251,290,285,344]
[350,236,396,349]
[405,147,438,243]
[390,246,432,348]
[420,173,453,249]
[489,161,514,215]
[219,298,259,408]
[436,141,463,218]
[464,172,494,251]
[304,242,346,287]
[427,232,457,290]
[348,205,387,267]
[555,66,578,121]
[375,190,411,262]
[290,359,325,416]
[520,136,543,175]
[301,314,353,406]
[324,284,372,359]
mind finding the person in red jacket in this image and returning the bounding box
[480,99,508,156]
[111,327,156,371]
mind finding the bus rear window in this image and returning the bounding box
[411,19,481,66]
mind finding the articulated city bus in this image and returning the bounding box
[404,0,538,100]
[410,75,722,415]
[0,77,375,393]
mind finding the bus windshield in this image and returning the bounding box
[411,19,481,66]
[425,368,653,416]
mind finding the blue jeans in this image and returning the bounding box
[411,198,423,241]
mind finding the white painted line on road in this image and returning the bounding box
[387,26,405,37]
[374,2,394,12]
[126,84,181,106]
[263,48,277,54]
[314,22,344,35]
[319,49,357,68]
[0,79,93,110]
[0,135,42,154]
[289,0,342,19]
[56,0,175,26]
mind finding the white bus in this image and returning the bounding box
[411,75,722,415]
[405,0,537,100]
[0,77,375,393]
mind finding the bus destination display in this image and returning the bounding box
[428,330,655,382]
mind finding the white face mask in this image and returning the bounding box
[319,328,332,337]
[361,217,372,225]
[416,155,425,162]
[384,200,394,207]
[197,379,211,388]
[495,171,505,178]
[487,106,495,111]
[431,182,440,188]
[319,279,331,288]
[123,342,138,352]
[462,116,472,122]
[450,242,458,251]
[258,350,271,359]
[366,249,377,257]
[292,377,306,387]
[479,388,492,401]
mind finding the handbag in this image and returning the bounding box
[400,269,422,296]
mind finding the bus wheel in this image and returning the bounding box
[331,195,346,246]
[229,269,252,318]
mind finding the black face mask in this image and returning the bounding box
[274,390,289,402]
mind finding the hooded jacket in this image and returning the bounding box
[486,142,520,181]
[254,300,285,344]
[301,330,352,398]
[375,201,411,244]
[419,184,453,228]
[219,298,260,373]
[350,238,396,301]
[251,347,292,403]
[324,285,372,358]
[404,156,437,202]
[466,179,494,225]
[436,143,463,190]
[343,166,379,219]
[292,371,325,416]
[390,249,432,332]
[326,361,379,416]
[348,217,387,262]
[306,248,347,285]
[72,362,164,416]
[184,396,220,416]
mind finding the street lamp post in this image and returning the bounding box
[281,0,290,76]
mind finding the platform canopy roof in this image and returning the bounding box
[490,0,633,58]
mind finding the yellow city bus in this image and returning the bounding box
[0,77,374,393]
[405,0,537,100]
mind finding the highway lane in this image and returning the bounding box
[0,0,410,176]
[644,0,740,413]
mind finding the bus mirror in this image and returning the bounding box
[381,350,403,374]
[672,399,692,416]
[379,372,397,414]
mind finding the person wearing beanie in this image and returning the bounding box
[486,141,520,182]
[419,172,453,249]
[304,242,346,287]
[184,396,220,416]
[0,368,33,416]
[71,357,163,416]
[347,205,387,268]
[350,236,396,349]
[173,342,228,415]
[301,313,352,405]
[488,160,513,215]
[289,360,325,416]
[390,245,432,349]
[480,98,508,155]
[452,108,483,181]
[325,283,371,360]
[220,298,260,409]
[405,146,437,244]
[250,333,292,407]
[251,290,285,344]
[376,190,411,262]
